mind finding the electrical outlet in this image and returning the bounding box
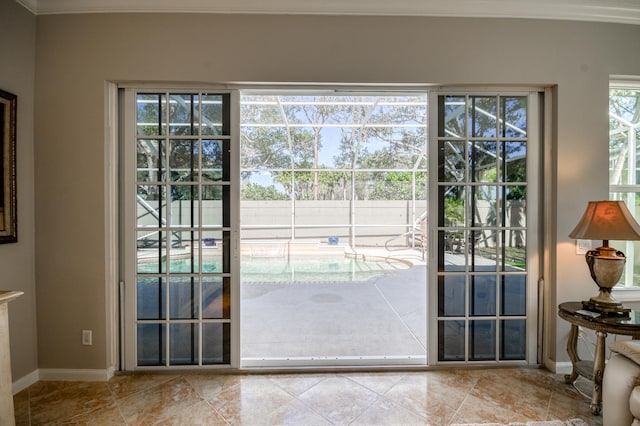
[82,330,92,346]
[576,239,592,255]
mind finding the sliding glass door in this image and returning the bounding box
[429,92,540,365]
[121,89,239,369]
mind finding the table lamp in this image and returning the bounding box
[569,200,640,313]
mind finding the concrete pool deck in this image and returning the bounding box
[240,261,427,366]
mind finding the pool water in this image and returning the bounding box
[241,255,408,282]
[138,255,409,282]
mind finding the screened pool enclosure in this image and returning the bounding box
[238,94,429,365]
[239,94,429,252]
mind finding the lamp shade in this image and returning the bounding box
[569,201,640,241]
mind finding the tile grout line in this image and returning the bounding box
[445,376,481,425]
[106,377,130,425]
[269,374,339,425]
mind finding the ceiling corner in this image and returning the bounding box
[15,0,38,14]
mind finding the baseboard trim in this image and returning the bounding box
[12,367,116,395]
[548,360,573,375]
[38,368,112,382]
[12,369,39,395]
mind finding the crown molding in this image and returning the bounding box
[21,0,640,25]
[15,0,37,14]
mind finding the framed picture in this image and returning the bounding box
[0,89,17,244]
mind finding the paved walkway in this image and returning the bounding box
[241,264,427,366]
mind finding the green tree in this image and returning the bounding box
[241,182,289,200]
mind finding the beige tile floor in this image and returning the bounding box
[13,367,602,425]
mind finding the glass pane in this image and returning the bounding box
[200,94,224,136]
[471,230,498,272]
[202,140,224,182]
[469,320,496,361]
[137,185,166,228]
[136,231,166,274]
[442,186,466,227]
[438,320,465,361]
[169,94,194,136]
[443,230,466,255]
[137,93,165,136]
[471,141,497,182]
[504,227,526,271]
[169,277,198,320]
[439,140,465,183]
[137,140,164,182]
[500,319,526,360]
[637,129,640,183]
[610,88,640,289]
[137,324,165,366]
[170,140,197,182]
[471,96,497,138]
[439,230,466,272]
[415,176,428,201]
[505,197,526,270]
[170,185,198,227]
[438,275,465,316]
[170,323,198,365]
[475,227,498,252]
[506,193,526,228]
[470,275,496,316]
[137,277,166,320]
[203,277,229,319]
[202,323,230,364]
[439,96,466,138]
[609,125,629,185]
[202,231,226,273]
[472,185,497,227]
[608,190,640,286]
[167,232,197,272]
[504,142,526,183]
[501,97,527,138]
[502,275,526,315]
[202,186,225,227]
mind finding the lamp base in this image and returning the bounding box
[582,299,630,315]
[583,245,630,315]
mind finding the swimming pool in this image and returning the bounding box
[137,254,409,282]
[241,255,408,282]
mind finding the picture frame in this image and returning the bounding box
[0,89,17,244]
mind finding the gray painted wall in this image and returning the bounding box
[3,6,640,380]
[0,0,37,381]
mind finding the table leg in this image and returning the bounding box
[564,324,580,384]
[591,330,607,416]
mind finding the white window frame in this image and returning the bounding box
[610,78,640,302]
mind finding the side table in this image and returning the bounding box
[558,301,640,416]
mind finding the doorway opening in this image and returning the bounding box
[238,93,429,366]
